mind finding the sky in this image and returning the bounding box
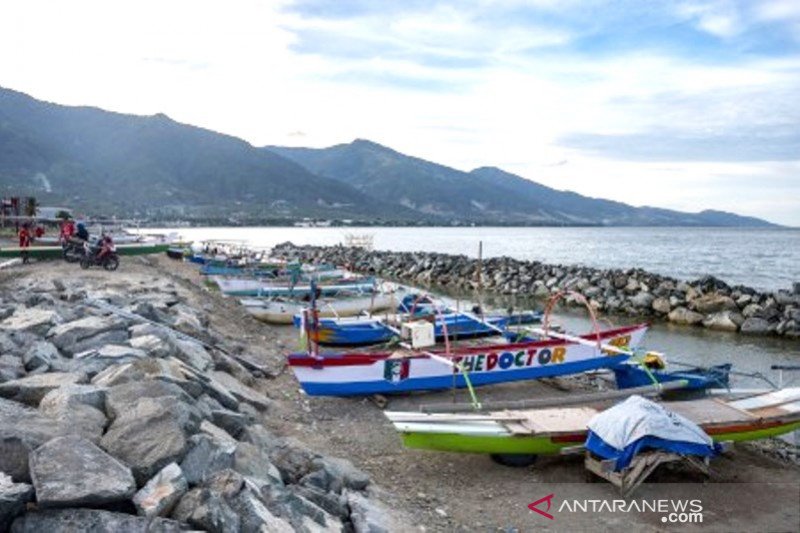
[1,0,799,225]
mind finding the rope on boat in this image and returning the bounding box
[543,290,603,349]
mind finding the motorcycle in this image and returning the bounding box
[62,239,85,263]
[79,241,119,271]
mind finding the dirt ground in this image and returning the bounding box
[4,255,799,532]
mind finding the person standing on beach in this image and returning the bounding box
[18,223,31,264]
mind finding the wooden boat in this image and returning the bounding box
[215,276,375,297]
[292,311,543,347]
[384,387,800,456]
[287,323,647,396]
[0,242,170,259]
[241,292,396,324]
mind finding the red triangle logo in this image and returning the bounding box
[528,493,555,520]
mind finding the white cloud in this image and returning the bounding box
[0,0,798,224]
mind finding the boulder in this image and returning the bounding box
[210,371,272,411]
[39,384,106,412]
[651,297,671,315]
[346,489,392,533]
[0,372,86,406]
[200,420,238,446]
[0,472,33,530]
[211,409,251,439]
[29,435,136,507]
[269,438,317,484]
[311,456,370,492]
[179,434,236,486]
[233,442,283,485]
[39,396,107,443]
[103,379,193,420]
[231,481,294,532]
[629,292,654,309]
[0,308,60,336]
[75,344,148,363]
[703,311,744,332]
[10,508,184,532]
[691,294,737,314]
[100,397,199,485]
[171,487,241,533]
[170,338,214,372]
[0,398,72,481]
[22,342,61,372]
[667,307,705,326]
[742,303,763,318]
[740,317,772,335]
[129,334,174,358]
[92,358,203,398]
[47,316,127,355]
[133,462,188,518]
[0,355,25,383]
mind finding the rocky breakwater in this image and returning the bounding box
[0,265,395,532]
[274,243,800,339]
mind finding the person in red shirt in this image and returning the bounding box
[97,234,114,261]
[18,224,31,264]
[59,219,75,244]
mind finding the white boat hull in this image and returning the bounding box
[241,293,396,324]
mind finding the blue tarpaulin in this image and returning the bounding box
[585,395,721,471]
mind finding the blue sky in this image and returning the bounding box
[1,0,798,224]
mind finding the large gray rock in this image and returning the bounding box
[651,297,671,314]
[629,292,654,309]
[310,456,370,492]
[171,338,214,372]
[92,358,204,398]
[74,344,148,364]
[0,308,60,336]
[22,341,61,372]
[346,490,392,533]
[703,311,744,332]
[233,442,283,485]
[39,394,107,443]
[0,398,68,481]
[100,396,199,484]
[29,435,136,508]
[171,487,241,533]
[740,317,772,335]
[211,409,251,439]
[10,508,185,532]
[269,438,317,484]
[129,334,174,358]
[133,462,188,518]
[0,372,86,406]
[47,316,128,355]
[64,330,130,357]
[0,472,33,530]
[210,370,272,411]
[691,294,738,314]
[180,434,236,486]
[0,355,25,383]
[667,307,705,326]
[39,384,106,412]
[104,379,193,420]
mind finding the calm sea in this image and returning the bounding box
[151,225,800,378]
[155,226,799,292]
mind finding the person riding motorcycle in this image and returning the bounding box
[95,234,115,262]
[75,222,89,241]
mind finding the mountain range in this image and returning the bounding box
[0,86,777,226]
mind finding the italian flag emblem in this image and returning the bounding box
[384,359,410,383]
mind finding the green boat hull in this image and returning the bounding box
[399,420,800,456]
[0,243,170,259]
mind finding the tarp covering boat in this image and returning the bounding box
[585,395,719,471]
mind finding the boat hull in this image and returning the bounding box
[397,420,800,455]
[242,293,395,324]
[288,324,647,396]
[297,312,543,347]
[215,277,375,297]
